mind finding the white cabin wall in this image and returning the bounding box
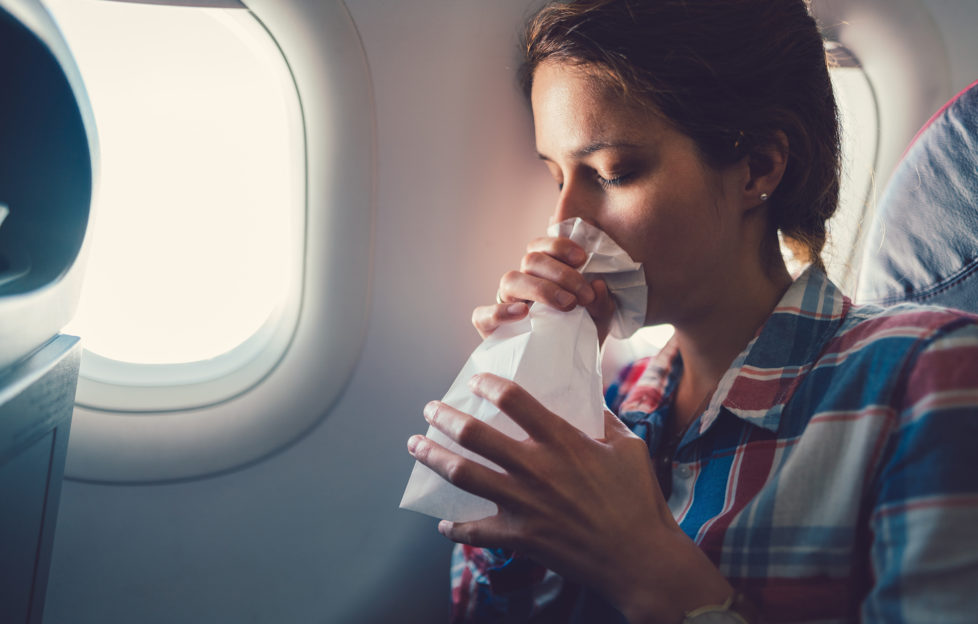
[921,0,978,94]
[45,1,554,622]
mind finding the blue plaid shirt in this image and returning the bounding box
[451,267,978,623]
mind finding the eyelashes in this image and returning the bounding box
[596,172,633,188]
[551,169,636,192]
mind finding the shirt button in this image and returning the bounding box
[674,464,692,479]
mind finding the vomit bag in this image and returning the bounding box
[399,218,647,522]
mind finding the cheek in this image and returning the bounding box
[594,202,652,263]
[614,205,726,286]
[605,193,689,258]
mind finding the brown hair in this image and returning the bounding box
[519,0,840,266]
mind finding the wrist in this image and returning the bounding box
[620,584,736,624]
[611,527,734,624]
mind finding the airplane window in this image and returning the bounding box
[794,43,879,290]
[51,0,372,482]
[45,0,304,410]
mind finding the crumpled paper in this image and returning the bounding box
[551,218,647,340]
[399,218,647,522]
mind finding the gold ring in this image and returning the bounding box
[496,291,505,304]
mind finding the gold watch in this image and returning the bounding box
[681,592,758,624]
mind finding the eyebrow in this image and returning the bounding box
[537,141,642,161]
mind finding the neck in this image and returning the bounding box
[671,260,792,430]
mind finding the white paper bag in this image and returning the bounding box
[399,218,646,522]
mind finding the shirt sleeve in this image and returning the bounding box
[450,545,567,623]
[604,357,650,415]
[863,318,978,623]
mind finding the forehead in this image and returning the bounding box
[530,61,664,155]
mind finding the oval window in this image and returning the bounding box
[48,0,305,411]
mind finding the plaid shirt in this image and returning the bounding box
[450,267,978,623]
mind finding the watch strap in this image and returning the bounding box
[682,591,757,624]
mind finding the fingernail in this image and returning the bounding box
[556,290,575,307]
[468,374,483,392]
[438,520,452,536]
[423,401,438,422]
[407,435,421,454]
[507,302,526,315]
[568,248,586,265]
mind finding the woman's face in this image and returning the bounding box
[531,61,760,327]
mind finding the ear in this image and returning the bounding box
[742,130,788,206]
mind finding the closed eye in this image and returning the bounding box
[596,172,633,189]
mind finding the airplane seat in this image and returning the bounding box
[857,79,978,314]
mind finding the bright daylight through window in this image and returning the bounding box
[823,51,879,291]
[48,0,301,368]
[779,45,879,292]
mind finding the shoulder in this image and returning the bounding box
[788,302,978,428]
[824,301,978,373]
[886,305,978,415]
[835,304,978,479]
[865,307,978,517]
[840,300,977,343]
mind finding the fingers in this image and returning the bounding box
[407,434,517,506]
[497,269,590,313]
[471,302,529,339]
[474,273,604,339]
[494,237,594,311]
[585,279,617,343]
[477,236,602,341]
[585,279,615,320]
[520,251,595,306]
[468,373,574,443]
[437,517,520,551]
[423,401,525,471]
[526,236,587,268]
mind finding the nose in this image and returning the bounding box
[552,176,593,225]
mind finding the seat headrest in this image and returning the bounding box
[857,80,978,312]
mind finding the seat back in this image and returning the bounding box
[857,80,978,313]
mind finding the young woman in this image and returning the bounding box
[406,1,978,621]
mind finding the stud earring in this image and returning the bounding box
[733,130,746,150]
[760,193,769,201]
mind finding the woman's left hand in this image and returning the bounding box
[407,373,733,624]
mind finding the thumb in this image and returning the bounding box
[586,279,616,318]
[586,279,616,342]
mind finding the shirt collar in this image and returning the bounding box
[618,266,850,434]
[703,265,850,432]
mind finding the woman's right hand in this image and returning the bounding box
[471,236,616,342]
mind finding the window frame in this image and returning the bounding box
[56,0,374,483]
[52,1,308,412]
